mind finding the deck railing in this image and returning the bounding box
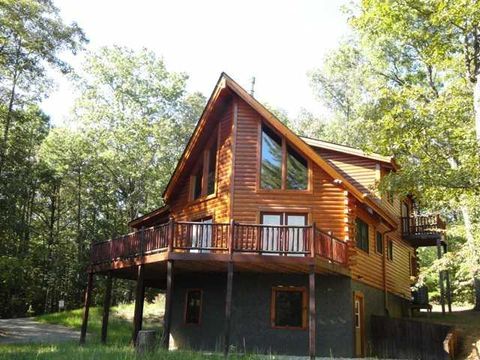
[90,221,349,267]
[401,215,446,238]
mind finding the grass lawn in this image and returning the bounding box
[0,301,258,360]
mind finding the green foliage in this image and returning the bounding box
[308,0,480,306]
[0,5,205,317]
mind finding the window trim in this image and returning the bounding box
[271,286,308,330]
[355,218,370,254]
[189,127,219,203]
[257,123,312,193]
[184,288,203,325]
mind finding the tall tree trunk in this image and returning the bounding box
[77,167,82,262]
[474,78,480,142]
[461,204,480,310]
[0,41,21,176]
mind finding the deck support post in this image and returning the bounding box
[101,272,113,344]
[162,260,174,349]
[443,243,453,313]
[79,272,94,345]
[224,261,234,358]
[309,263,316,360]
[132,264,145,345]
[436,237,446,315]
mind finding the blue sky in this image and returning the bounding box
[42,0,351,126]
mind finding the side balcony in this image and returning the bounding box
[401,214,446,246]
[89,221,351,277]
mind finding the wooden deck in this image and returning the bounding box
[89,221,350,277]
[401,215,446,246]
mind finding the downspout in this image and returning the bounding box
[381,224,397,316]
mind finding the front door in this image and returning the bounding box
[354,292,365,357]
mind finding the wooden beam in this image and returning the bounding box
[308,264,316,360]
[79,272,93,345]
[101,273,113,344]
[224,262,234,358]
[162,260,174,349]
[132,264,145,345]
[436,237,445,315]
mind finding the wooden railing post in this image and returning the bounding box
[168,217,174,253]
[140,226,145,256]
[229,219,235,257]
[328,231,334,261]
[310,223,316,258]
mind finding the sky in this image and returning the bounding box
[42,0,352,126]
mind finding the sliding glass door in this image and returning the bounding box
[260,213,307,255]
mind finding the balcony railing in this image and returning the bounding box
[401,215,446,238]
[90,221,349,267]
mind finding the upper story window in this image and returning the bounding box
[387,238,394,261]
[356,218,369,253]
[260,125,308,191]
[286,145,308,190]
[375,231,383,254]
[190,131,218,201]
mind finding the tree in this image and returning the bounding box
[309,0,480,309]
[0,0,87,175]
[29,47,206,311]
[308,41,373,147]
[72,46,205,222]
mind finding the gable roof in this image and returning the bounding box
[162,73,398,228]
[301,136,396,166]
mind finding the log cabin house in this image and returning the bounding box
[80,73,449,358]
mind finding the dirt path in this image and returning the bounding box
[0,318,80,344]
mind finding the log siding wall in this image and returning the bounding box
[166,93,413,300]
[168,100,234,224]
[232,98,346,239]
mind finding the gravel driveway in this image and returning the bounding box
[0,318,80,344]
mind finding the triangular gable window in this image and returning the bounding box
[190,128,218,201]
[260,124,308,191]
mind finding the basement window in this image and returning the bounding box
[271,287,307,329]
[184,289,202,325]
